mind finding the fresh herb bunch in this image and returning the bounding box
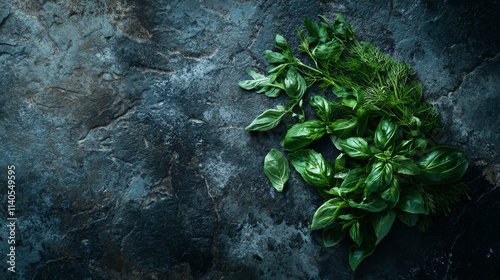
[239,15,469,271]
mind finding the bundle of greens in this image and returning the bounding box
[239,15,469,270]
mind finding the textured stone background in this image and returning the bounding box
[0,0,499,279]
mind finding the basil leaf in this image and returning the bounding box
[397,211,419,227]
[349,242,375,271]
[350,221,363,246]
[245,109,287,131]
[365,162,393,195]
[310,95,333,121]
[342,99,357,109]
[264,50,287,64]
[340,137,371,159]
[396,188,425,214]
[340,167,366,193]
[310,198,345,230]
[304,159,334,188]
[323,222,346,247]
[371,209,396,245]
[284,66,307,100]
[263,149,290,192]
[390,155,420,175]
[327,117,357,137]
[238,70,275,90]
[334,153,346,172]
[275,34,289,48]
[374,118,398,150]
[332,87,356,99]
[312,41,342,61]
[283,120,326,151]
[289,149,333,188]
[415,146,469,185]
[380,179,400,208]
[264,86,282,98]
[304,17,320,43]
[349,195,387,212]
[289,149,314,175]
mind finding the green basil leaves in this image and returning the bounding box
[240,14,469,271]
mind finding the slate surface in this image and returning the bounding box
[0,0,499,279]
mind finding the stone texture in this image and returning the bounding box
[0,0,498,279]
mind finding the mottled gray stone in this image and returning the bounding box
[0,0,498,279]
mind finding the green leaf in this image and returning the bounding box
[371,209,396,245]
[340,167,366,193]
[334,153,347,172]
[239,70,275,90]
[349,243,375,271]
[283,120,326,151]
[312,41,342,60]
[327,118,357,137]
[349,195,387,212]
[340,137,371,159]
[289,149,333,188]
[304,158,334,188]
[349,221,363,246]
[289,149,314,175]
[284,66,307,100]
[396,188,425,214]
[335,14,357,42]
[390,155,420,175]
[264,85,282,97]
[374,118,398,150]
[332,87,356,99]
[310,198,345,230]
[380,179,400,208]
[245,109,287,131]
[264,149,290,192]
[323,222,347,247]
[415,146,469,185]
[304,17,320,43]
[365,162,393,194]
[264,50,288,64]
[275,34,289,48]
[310,95,333,121]
[397,211,419,227]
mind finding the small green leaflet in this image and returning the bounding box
[390,155,420,175]
[284,67,307,100]
[340,137,371,159]
[374,119,398,150]
[245,108,287,131]
[371,209,396,245]
[283,120,326,151]
[396,188,425,214]
[349,243,375,271]
[310,198,345,231]
[238,70,275,90]
[275,34,289,48]
[365,162,393,194]
[348,195,387,212]
[289,149,333,188]
[310,95,333,121]
[264,50,288,64]
[415,146,469,185]
[264,149,290,192]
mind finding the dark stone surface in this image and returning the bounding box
[0,0,499,279]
